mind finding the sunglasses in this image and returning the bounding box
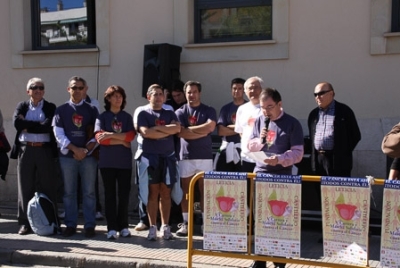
[314,90,332,97]
[70,86,85,91]
[29,85,44,90]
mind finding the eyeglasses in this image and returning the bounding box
[314,90,332,97]
[70,86,85,91]
[264,104,277,111]
[29,85,44,90]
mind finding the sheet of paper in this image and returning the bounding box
[245,151,274,164]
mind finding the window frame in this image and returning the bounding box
[392,0,400,32]
[31,0,97,50]
[10,0,110,69]
[194,0,272,44]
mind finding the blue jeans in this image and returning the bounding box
[59,156,97,229]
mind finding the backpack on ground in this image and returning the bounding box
[27,192,61,236]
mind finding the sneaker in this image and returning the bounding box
[134,222,149,231]
[95,211,104,220]
[120,228,131,238]
[160,225,173,240]
[147,225,157,241]
[176,222,188,237]
[107,230,117,240]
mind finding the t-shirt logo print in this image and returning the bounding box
[231,113,236,124]
[247,116,255,127]
[72,113,83,128]
[266,130,276,149]
[112,118,122,133]
[188,115,197,126]
[155,118,165,126]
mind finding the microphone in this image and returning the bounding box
[261,117,270,144]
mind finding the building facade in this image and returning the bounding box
[0,1,399,212]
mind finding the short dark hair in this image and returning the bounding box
[171,80,184,92]
[260,88,282,103]
[104,85,127,111]
[231,78,245,87]
[147,84,163,97]
[184,81,202,93]
[68,76,87,87]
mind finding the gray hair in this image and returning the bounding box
[244,76,264,90]
[26,77,44,91]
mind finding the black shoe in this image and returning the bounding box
[274,263,286,268]
[18,225,32,235]
[84,227,96,238]
[251,260,266,268]
[63,227,76,237]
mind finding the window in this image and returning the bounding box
[31,0,96,50]
[10,0,109,68]
[392,0,400,32]
[194,0,272,43]
[370,0,400,55]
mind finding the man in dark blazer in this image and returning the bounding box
[308,82,361,177]
[11,77,58,235]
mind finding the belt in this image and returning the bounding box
[317,150,333,155]
[21,142,48,147]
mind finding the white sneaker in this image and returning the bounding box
[134,222,149,231]
[176,222,188,237]
[160,225,173,240]
[147,225,157,241]
[107,230,117,240]
[95,211,104,220]
[119,228,131,238]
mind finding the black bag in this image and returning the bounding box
[0,132,10,153]
[0,151,8,180]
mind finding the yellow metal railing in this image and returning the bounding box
[186,171,385,268]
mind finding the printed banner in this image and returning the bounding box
[203,171,248,252]
[321,177,370,266]
[380,180,400,268]
[254,173,302,258]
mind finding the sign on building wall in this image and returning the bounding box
[321,177,371,266]
[380,179,400,268]
[203,172,248,252]
[254,173,302,258]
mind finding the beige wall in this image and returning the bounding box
[0,0,399,202]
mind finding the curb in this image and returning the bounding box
[0,249,222,268]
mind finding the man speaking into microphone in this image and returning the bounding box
[248,88,304,175]
[247,88,304,268]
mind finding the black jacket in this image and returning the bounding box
[11,100,57,159]
[308,100,361,175]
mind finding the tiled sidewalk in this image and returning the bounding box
[0,204,385,268]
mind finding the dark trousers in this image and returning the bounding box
[216,149,242,172]
[316,151,351,177]
[17,145,57,226]
[100,168,132,231]
[315,151,351,204]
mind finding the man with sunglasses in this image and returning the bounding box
[11,77,58,235]
[52,76,99,238]
[308,82,361,178]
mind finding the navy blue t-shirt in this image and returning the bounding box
[137,107,178,155]
[175,103,217,159]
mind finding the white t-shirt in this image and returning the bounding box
[234,102,261,163]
